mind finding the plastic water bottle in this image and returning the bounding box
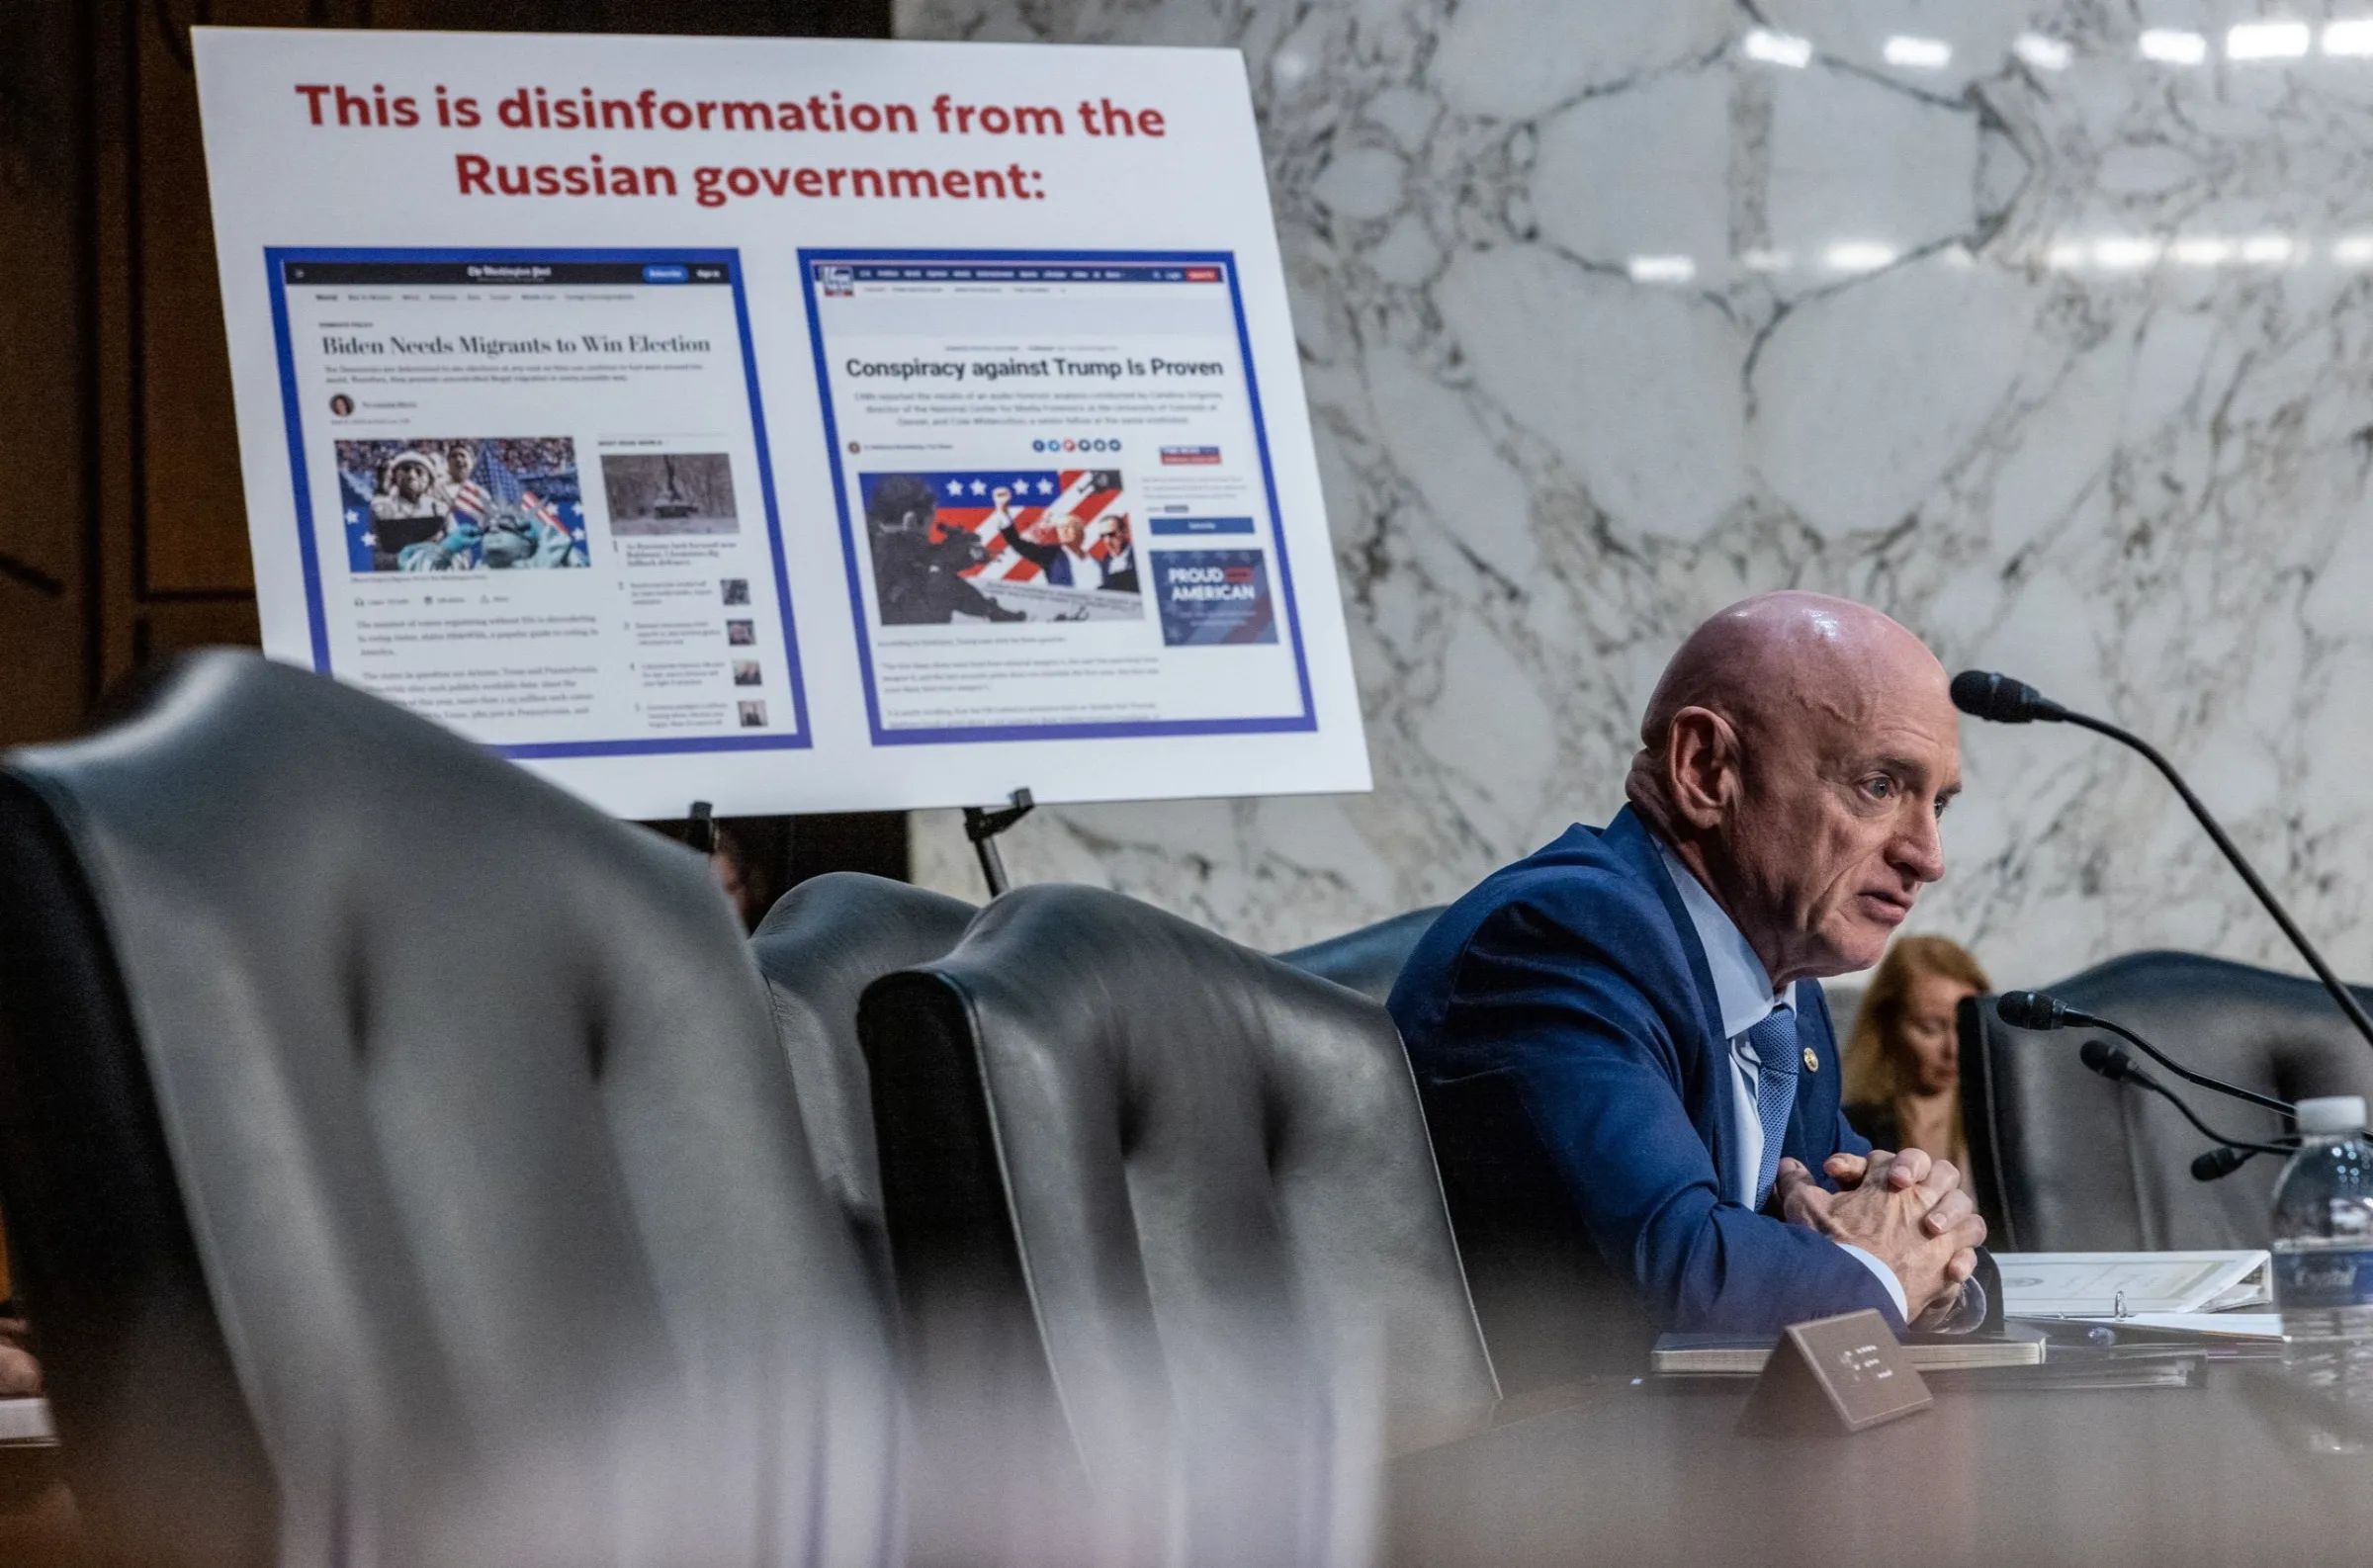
[2271,1095,2373,1396]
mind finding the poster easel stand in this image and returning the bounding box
[963,788,1035,898]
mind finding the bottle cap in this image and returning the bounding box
[2297,1096,2367,1136]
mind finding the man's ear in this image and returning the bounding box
[1664,706,1739,830]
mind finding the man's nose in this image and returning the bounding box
[1891,808,1947,884]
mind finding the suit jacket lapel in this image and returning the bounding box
[1786,987,1837,1175]
[1600,807,1744,1201]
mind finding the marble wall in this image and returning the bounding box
[895,0,2373,990]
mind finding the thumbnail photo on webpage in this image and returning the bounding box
[337,436,588,572]
[599,451,741,538]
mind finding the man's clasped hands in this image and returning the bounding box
[1774,1146,1987,1329]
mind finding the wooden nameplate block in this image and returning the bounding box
[1736,1309,1932,1437]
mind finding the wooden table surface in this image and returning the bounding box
[1390,1363,2373,1568]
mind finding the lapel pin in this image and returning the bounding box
[1802,1046,1819,1074]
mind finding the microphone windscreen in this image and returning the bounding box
[2192,1147,2247,1181]
[1951,670,2064,724]
[1950,670,2017,721]
[2079,1038,2128,1081]
[1996,990,2064,1030]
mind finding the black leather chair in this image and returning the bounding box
[748,871,974,1306]
[0,653,898,1567]
[1410,1070,1671,1396]
[1274,907,1446,1002]
[1963,949,2373,1252]
[861,885,1497,1564]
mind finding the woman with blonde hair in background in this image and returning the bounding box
[1841,934,1992,1169]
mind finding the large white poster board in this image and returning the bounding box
[192,28,1369,818]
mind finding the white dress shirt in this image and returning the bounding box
[1654,839,1912,1322]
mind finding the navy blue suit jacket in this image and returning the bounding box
[1389,807,1898,1343]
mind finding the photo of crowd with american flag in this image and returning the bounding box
[335,437,589,573]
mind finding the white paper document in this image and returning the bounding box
[1995,1251,2270,1318]
[267,254,810,757]
[2091,1313,2283,1340]
[192,29,1371,817]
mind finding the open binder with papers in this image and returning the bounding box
[1995,1251,2270,1318]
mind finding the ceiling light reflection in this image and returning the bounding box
[2140,30,2210,64]
[1739,248,1791,273]
[2093,237,2163,270]
[2046,232,2327,272]
[1824,241,1898,273]
[1627,255,1697,285]
[2015,33,2074,70]
[1742,29,1813,68]
[1883,36,1953,69]
[2334,235,2373,265]
[2326,20,2373,56]
[2228,22,2312,59]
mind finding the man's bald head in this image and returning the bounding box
[1628,592,1948,806]
[1627,592,1962,984]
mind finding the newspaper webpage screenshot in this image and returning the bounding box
[268,250,809,757]
[802,251,1317,744]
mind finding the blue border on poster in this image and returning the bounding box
[796,247,1320,746]
[265,245,813,758]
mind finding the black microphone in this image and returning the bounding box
[1994,990,2066,1031]
[2076,1037,2147,1088]
[2190,1145,2258,1181]
[1997,991,2294,1115]
[2076,1040,2294,1177]
[1954,670,2373,1055]
[1949,670,2066,725]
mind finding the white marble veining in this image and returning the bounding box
[896,0,2373,989]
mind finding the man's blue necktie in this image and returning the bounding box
[1745,1004,1800,1209]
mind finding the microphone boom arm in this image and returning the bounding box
[2065,1007,2295,1115]
[2056,706,2373,1055]
[2117,1067,2293,1157]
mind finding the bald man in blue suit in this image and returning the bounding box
[1391,593,1988,1381]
